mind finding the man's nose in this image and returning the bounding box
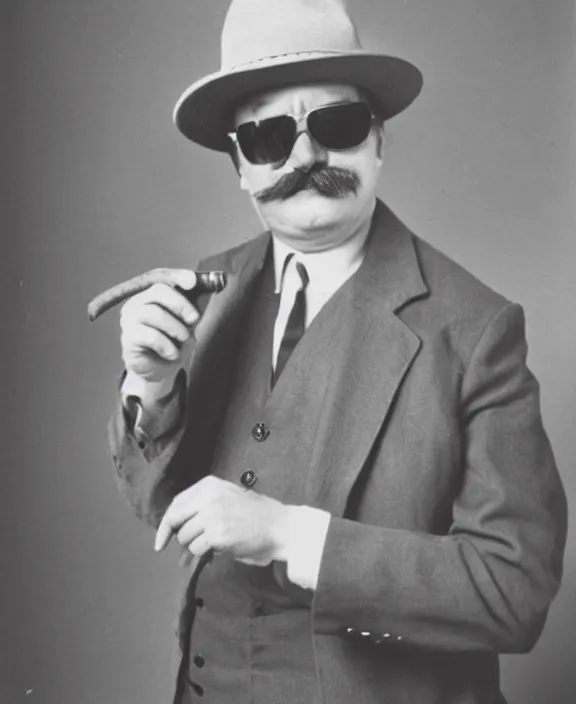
[287,132,328,171]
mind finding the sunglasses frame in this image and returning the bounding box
[228,101,378,165]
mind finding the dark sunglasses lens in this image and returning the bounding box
[236,115,296,165]
[309,102,372,150]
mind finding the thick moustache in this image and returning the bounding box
[255,165,360,203]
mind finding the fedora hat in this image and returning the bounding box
[173,0,423,152]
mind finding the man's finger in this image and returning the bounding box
[154,476,226,552]
[187,532,214,559]
[151,268,198,291]
[178,550,196,569]
[155,497,201,551]
[122,324,180,361]
[176,515,205,547]
[133,304,192,344]
[155,515,175,552]
[140,283,200,326]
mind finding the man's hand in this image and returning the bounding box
[154,476,291,566]
[120,270,200,383]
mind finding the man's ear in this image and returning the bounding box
[229,147,251,191]
[239,168,250,192]
[375,123,385,161]
[228,146,240,173]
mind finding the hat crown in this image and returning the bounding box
[221,0,363,70]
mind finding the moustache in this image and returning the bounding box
[254,166,361,204]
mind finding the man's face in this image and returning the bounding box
[232,83,384,251]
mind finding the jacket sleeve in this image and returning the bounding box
[108,371,194,528]
[108,276,217,529]
[311,303,567,653]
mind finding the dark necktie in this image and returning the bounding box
[273,260,309,384]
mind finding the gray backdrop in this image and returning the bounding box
[4,1,575,702]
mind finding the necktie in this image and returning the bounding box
[273,259,309,384]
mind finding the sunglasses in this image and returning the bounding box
[229,101,376,165]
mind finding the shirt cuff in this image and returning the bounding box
[121,369,185,448]
[285,506,331,591]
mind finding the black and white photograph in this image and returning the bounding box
[2,1,575,702]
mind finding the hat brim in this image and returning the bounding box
[174,52,423,151]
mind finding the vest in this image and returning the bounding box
[177,253,356,704]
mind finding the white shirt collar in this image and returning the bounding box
[272,228,369,295]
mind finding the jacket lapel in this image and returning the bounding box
[304,201,428,515]
[189,232,271,380]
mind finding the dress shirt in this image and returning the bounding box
[122,225,369,590]
[267,230,368,589]
[271,233,366,370]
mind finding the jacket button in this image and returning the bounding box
[251,422,270,442]
[241,470,257,488]
[194,654,205,669]
[195,597,204,608]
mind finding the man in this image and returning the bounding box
[109,1,567,702]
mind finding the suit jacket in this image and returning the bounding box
[109,200,567,703]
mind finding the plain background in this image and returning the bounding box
[4,0,575,702]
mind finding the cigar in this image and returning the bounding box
[87,269,227,321]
